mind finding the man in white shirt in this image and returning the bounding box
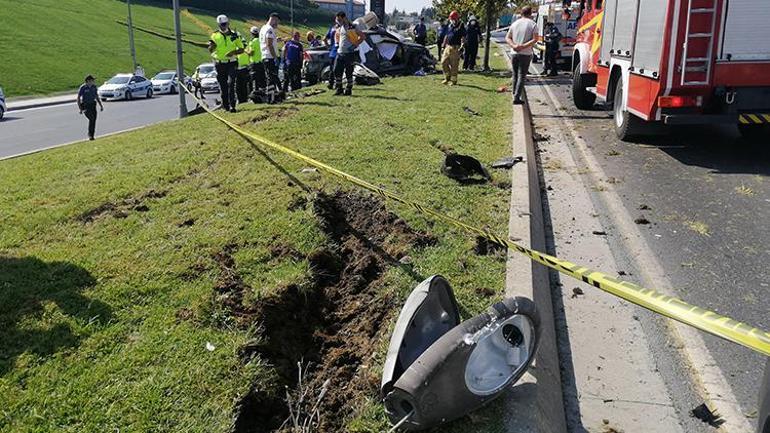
[506,6,538,104]
[260,12,283,100]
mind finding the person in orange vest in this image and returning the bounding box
[208,14,244,112]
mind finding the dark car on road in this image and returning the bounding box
[302,27,436,85]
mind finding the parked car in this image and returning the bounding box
[303,27,436,85]
[194,63,219,94]
[98,73,153,101]
[0,86,5,121]
[151,70,186,94]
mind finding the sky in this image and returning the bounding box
[385,0,433,13]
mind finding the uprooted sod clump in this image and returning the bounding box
[211,191,434,433]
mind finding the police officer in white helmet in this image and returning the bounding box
[208,14,244,112]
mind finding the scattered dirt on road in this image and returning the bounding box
[634,217,650,225]
[225,190,434,433]
[77,189,167,223]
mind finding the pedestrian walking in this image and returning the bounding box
[413,17,427,46]
[437,18,448,60]
[333,11,364,96]
[208,14,244,112]
[260,12,284,102]
[506,6,538,104]
[542,23,562,77]
[283,31,304,93]
[236,37,252,103]
[325,19,339,90]
[191,68,205,99]
[441,11,466,86]
[463,17,481,71]
[77,75,103,141]
[246,26,266,97]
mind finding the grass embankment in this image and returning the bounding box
[0,0,328,97]
[0,57,517,432]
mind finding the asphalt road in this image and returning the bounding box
[0,93,200,160]
[535,72,769,417]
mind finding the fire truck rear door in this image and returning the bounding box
[719,0,770,61]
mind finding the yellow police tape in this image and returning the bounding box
[180,86,770,357]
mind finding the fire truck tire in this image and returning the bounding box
[613,79,644,140]
[572,64,596,110]
[738,124,769,141]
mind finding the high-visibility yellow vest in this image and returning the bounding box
[237,41,250,69]
[248,38,262,64]
[210,30,243,62]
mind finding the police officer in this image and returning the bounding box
[441,11,466,86]
[463,17,481,71]
[77,75,103,141]
[245,26,266,100]
[236,36,252,103]
[208,14,244,112]
[543,22,562,77]
[413,17,427,46]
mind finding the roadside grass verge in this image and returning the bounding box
[0,0,327,97]
[0,56,516,432]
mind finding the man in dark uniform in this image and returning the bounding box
[543,22,562,77]
[77,75,103,141]
[463,17,482,70]
[413,17,427,45]
[437,18,448,60]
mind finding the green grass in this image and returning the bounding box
[0,56,517,432]
[0,0,328,97]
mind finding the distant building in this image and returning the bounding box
[312,0,366,19]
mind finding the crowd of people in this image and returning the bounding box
[205,10,369,111]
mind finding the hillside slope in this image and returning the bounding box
[0,0,330,97]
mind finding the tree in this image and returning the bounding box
[433,0,511,70]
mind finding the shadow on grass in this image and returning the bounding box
[0,256,111,375]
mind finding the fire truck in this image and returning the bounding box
[571,0,770,140]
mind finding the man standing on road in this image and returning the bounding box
[506,6,538,104]
[325,19,339,90]
[413,17,427,46]
[260,12,283,102]
[208,14,244,112]
[282,31,304,93]
[542,22,562,77]
[77,75,103,141]
[437,18,448,60]
[441,11,466,86]
[333,11,364,96]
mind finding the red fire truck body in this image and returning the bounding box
[571,0,770,139]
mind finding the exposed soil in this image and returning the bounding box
[474,235,507,256]
[77,189,167,223]
[241,107,300,125]
[216,191,434,433]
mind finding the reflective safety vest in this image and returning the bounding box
[210,30,243,62]
[248,38,262,64]
[237,38,250,69]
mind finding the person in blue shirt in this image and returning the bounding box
[437,18,448,60]
[325,20,339,90]
[413,17,427,45]
[282,31,304,92]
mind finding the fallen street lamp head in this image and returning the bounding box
[381,275,541,430]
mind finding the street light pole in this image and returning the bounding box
[127,0,138,71]
[172,0,188,118]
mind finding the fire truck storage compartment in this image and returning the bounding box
[719,0,770,61]
[609,0,639,58]
[632,0,668,76]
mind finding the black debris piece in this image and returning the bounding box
[463,106,481,116]
[691,403,725,427]
[571,287,584,298]
[441,154,491,183]
[491,156,524,169]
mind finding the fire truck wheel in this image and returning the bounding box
[613,79,644,141]
[738,124,769,141]
[572,64,596,110]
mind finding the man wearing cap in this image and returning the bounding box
[441,11,466,86]
[260,12,283,102]
[208,14,244,112]
[77,75,103,141]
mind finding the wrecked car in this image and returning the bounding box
[302,27,436,85]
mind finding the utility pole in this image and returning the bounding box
[127,0,138,71]
[172,0,188,118]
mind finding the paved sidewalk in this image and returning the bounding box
[7,93,77,111]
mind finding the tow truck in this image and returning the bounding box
[571,0,770,140]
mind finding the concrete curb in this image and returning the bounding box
[502,46,567,433]
[7,94,77,112]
